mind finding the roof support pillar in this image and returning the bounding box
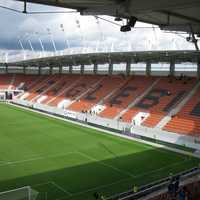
[94,63,98,74]
[126,61,131,76]
[146,61,151,76]
[59,65,62,74]
[170,60,175,76]
[69,65,72,74]
[109,62,113,75]
[81,64,84,75]
[197,61,200,78]
[23,65,26,74]
[5,63,8,74]
[38,66,41,75]
[49,66,53,75]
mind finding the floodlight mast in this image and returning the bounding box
[34,32,45,57]
[60,24,70,54]
[18,37,26,60]
[47,28,57,55]
[75,19,86,53]
[24,33,35,53]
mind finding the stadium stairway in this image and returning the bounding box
[30,75,65,103]
[49,75,100,108]
[68,75,127,112]
[117,77,159,122]
[10,74,27,90]
[39,75,78,105]
[16,75,47,100]
[140,77,197,128]
[66,75,105,111]
[97,76,130,105]
[99,76,156,119]
[48,75,83,107]
[120,77,196,127]
[64,75,102,109]
[156,80,200,129]
[24,75,58,101]
[163,84,200,135]
[17,75,49,99]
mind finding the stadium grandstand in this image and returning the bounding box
[0,0,200,200]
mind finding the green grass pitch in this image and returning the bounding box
[0,103,199,200]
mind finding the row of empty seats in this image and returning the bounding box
[164,86,200,135]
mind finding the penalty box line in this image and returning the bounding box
[0,151,77,167]
[51,181,72,196]
[57,157,192,200]
[76,151,192,181]
[77,151,136,178]
[33,181,72,196]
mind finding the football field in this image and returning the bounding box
[0,103,199,200]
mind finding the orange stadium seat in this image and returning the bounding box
[164,86,200,135]
[49,75,100,108]
[100,76,155,119]
[68,75,127,112]
[122,77,197,127]
[2,74,199,136]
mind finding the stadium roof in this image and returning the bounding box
[16,0,200,34]
[9,50,200,67]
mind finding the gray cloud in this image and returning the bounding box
[0,0,198,55]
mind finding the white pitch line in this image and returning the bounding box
[57,157,193,200]
[32,181,52,188]
[77,151,192,181]
[56,177,131,200]
[133,157,191,179]
[51,181,72,196]
[0,152,76,167]
[77,151,136,178]
[8,102,200,160]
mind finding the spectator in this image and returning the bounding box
[168,180,174,197]
[133,185,138,193]
[178,188,186,200]
[174,176,180,193]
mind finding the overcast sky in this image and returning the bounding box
[0,0,197,57]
